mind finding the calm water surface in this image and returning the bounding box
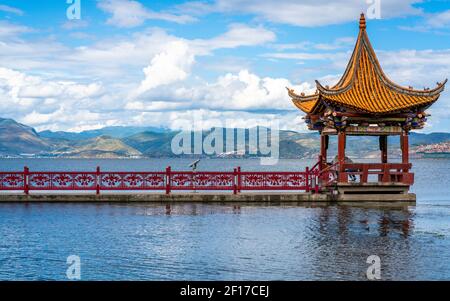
[0,158,449,280]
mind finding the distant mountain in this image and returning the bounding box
[0,118,50,155]
[123,131,178,157]
[409,132,450,146]
[50,135,142,158]
[1,117,450,158]
[39,126,169,141]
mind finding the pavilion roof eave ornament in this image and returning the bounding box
[288,13,447,115]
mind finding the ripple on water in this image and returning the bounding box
[0,202,449,280]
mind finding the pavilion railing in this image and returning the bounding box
[0,166,317,195]
[337,163,414,185]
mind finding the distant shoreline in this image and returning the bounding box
[1,155,449,160]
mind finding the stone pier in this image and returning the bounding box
[0,192,416,203]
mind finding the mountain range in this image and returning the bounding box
[1,117,450,159]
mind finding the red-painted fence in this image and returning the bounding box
[0,166,318,195]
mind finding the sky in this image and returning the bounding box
[0,0,449,133]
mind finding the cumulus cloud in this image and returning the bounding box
[97,0,195,28]
[0,67,106,129]
[128,69,314,112]
[130,109,307,132]
[0,23,283,131]
[0,23,275,83]
[1,2,448,133]
[133,41,195,97]
[129,24,275,98]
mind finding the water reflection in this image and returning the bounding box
[1,202,449,280]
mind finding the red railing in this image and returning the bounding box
[0,166,315,195]
[338,163,414,185]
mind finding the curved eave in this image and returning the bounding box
[287,87,319,102]
[321,94,440,114]
[291,98,319,114]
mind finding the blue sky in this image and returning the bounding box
[0,0,449,132]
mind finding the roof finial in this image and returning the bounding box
[359,13,366,30]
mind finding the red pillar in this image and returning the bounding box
[401,131,412,184]
[338,130,347,183]
[401,133,409,164]
[380,135,388,163]
[401,131,409,171]
[320,134,328,171]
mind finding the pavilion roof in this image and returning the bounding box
[288,14,447,115]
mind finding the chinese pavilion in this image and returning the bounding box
[288,14,447,197]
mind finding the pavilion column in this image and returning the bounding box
[401,131,409,165]
[401,131,409,175]
[337,130,347,182]
[320,134,328,171]
[380,135,388,163]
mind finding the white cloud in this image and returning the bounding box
[427,10,450,28]
[400,9,450,32]
[62,19,89,30]
[262,52,339,61]
[1,4,448,133]
[0,4,24,16]
[128,24,275,97]
[0,23,274,83]
[192,23,276,52]
[271,37,355,51]
[0,21,32,37]
[133,40,195,96]
[177,0,422,27]
[130,69,314,112]
[377,49,450,87]
[0,67,106,129]
[97,0,195,28]
[130,109,307,132]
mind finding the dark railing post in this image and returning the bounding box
[233,168,237,195]
[237,167,241,193]
[96,166,100,195]
[24,166,29,195]
[305,167,310,192]
[166,166,171,195]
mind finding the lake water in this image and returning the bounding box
[0,158,450,280]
